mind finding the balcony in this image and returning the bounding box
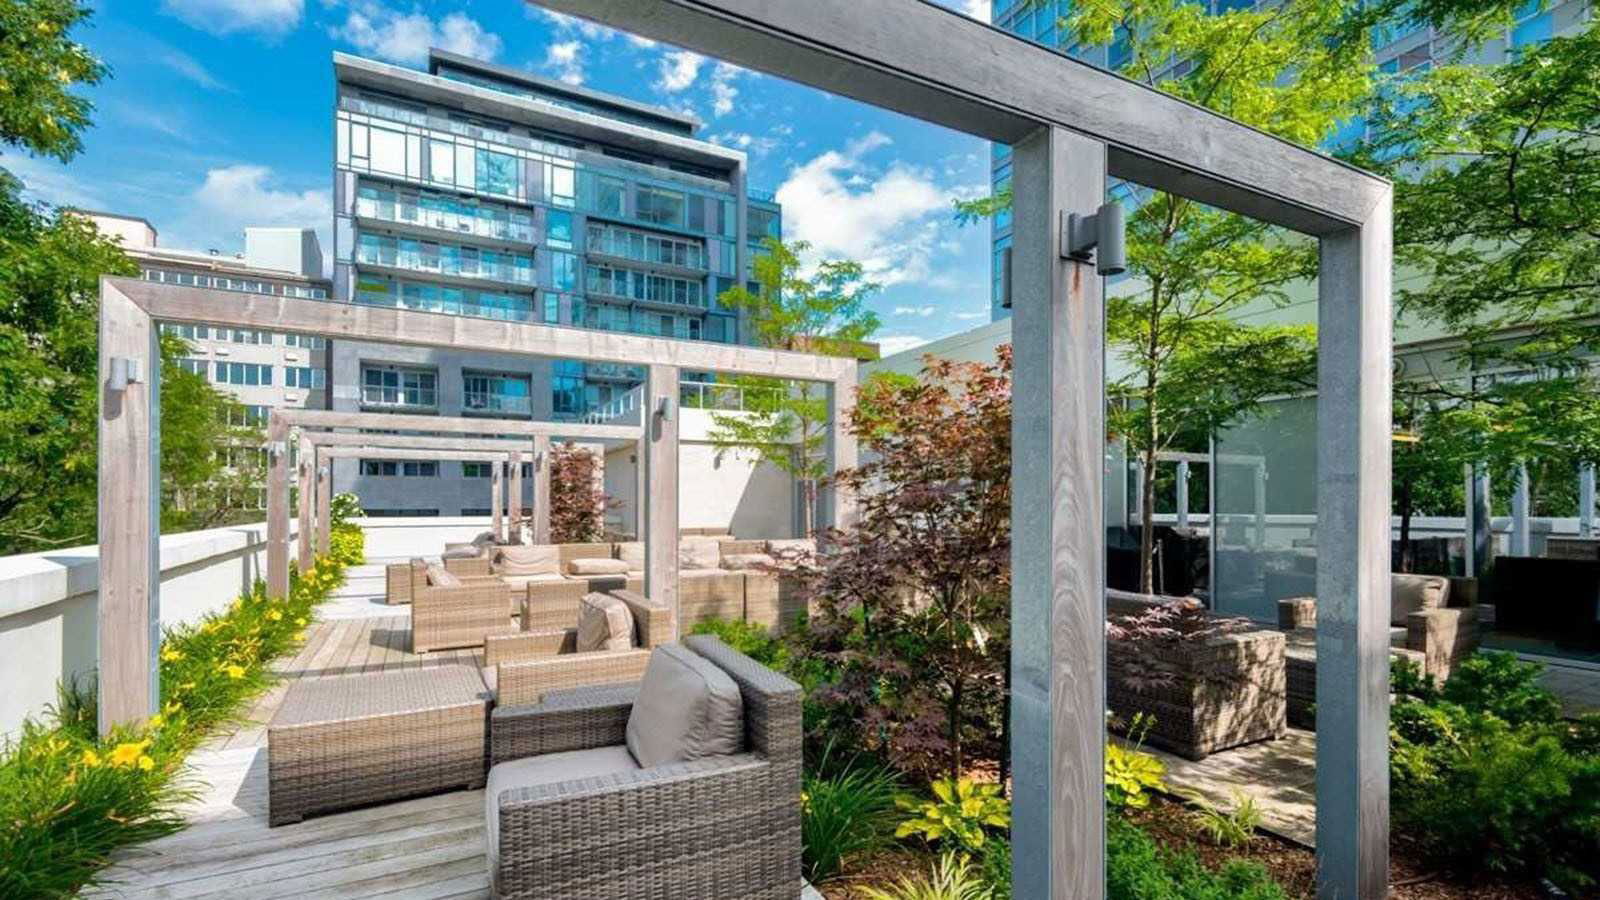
[354,237,534,289]
[584,223,708,276]
[462,390,532,417]
[354,191,534,248]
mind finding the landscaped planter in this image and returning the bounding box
[1106,590,1287,760]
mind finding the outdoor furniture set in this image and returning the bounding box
[266,593,803,899]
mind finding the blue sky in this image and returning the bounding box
[6,0,1002,355]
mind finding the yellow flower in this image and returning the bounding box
[293,630,307,642]
[224,664,246,679]
[109,740,151,768]
[161,648,184,662]
[294,617,307,627]
[268,609,283,622]
[80,748,102,767]
[148,713,165,729]
[138,755,155,771]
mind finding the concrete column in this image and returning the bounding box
[1511,463,1531,557]
[1175,460,1190,528]
[316,455,331,556]
[266,414,290,598]
[296,435,313,573]
[1468,464,1492,575]
[533,436,552,545]
[491,458,504,542]
[1254,463,1268,550]
[645,365,680,636]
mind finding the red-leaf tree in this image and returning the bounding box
[788,347,1013,782]
[547,443,618,544]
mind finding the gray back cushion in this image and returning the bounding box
[1390,573,1449,627]
[626,644,744,767]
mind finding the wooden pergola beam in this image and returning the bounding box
[276,407,641,441]
[298,432,540,453]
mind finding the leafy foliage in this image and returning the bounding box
[0,0,106,161]
[893,777,1010,854]
[1389,651,1599,890]
[788,349,1011,779]
[0,527,362,897]
[800,743,902,884]
[687,618,790,672]
[1189,789,1263,849]
[547,442,617,543]
[857,851,995,900]
[1106,814,1287,900]
[1105,740,1167,811]
[329,492,365,529]
[709,236,879,537]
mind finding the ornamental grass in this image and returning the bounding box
[0,525,363,898]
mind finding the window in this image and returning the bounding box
[361,366,437,407]
[162,323,210,342]
[283,333,327,349]
[361,460,438,477]
[428,139,454,184]
[543,292,561,324]
[177,358,207,377]
[636,185,686,227]
[583,172,626,217]
[463,462,493,478]
[219,328,269,345]
[214,362,272,386]
[552,360,585,415]
[476,148,519,196]
[550,251,578,291]
[546,209,574,249]
[463,371,532,415]
[224,404,269,427]
[369,127,406,175]
[747,207,780,241]
[364,508,441,517]
[285,366,326,389]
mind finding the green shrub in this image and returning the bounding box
[688,617,789,671]
[329,492,365,528]
[1106,815,1287,900]
[858,851,995,900]
[1189,789,1262,849]
[0,534,359,898]
[801,745,902,883]
[1106,740,1166,811]
[895,777,1010,854]
[978,836,1012,900]
[1439,651,1562,727]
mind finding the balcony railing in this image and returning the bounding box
[360,387,438,409]
[463,391,532,416]
[679,380,780,412]
[585,224,707,271]
[354,240,533,287]
[354,192,534,244]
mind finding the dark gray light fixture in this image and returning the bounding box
[1062,202,1127,275]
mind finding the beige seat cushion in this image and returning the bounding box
[626,645,744,768]
[765,538,816,561]
[568,557,630,576]
[721,552,775,571]
[500,573,568,589]
[577,592,635,652]
[441,544,482,560]
[485,745,639,870]
[425,564,461,587]
[679,538,722,571]
[616,542,645,570]
[1390,573,1448,627]
[497,544,560,577]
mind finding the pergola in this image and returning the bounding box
[97,1,1393,896]
[268,408,644,590]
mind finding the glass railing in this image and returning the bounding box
[585,224,707,270]
[341,95,576,161]
[463,391,532,415]
[678,379,781,412]
[355,239,533,286]
[360,387,437,408]
[354,291,536,323]
[354,192,534,244]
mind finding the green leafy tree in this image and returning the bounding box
[1354,19,1600,565]
[0,0,105,161]
[709,237,880,537]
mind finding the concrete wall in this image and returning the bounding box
[0,523,292,743]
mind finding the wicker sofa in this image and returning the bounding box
[1277,572,1481,682]
[484,635,802,900]
[410,562,516,653]
[1106,589,1287,760]
[486,589,675,707]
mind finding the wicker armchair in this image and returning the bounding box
[384,559,423,605]
[411,565,516,653]
[484,635,802,900]
[487,590,674,706]
[1277,572,1481,682]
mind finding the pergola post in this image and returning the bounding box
[1511,462,1531,556]
[296,434,313,573]
[266,413,290,599]
[509,450,523,544]
[1581,463,1596,538]
[97,282,160,735]
[533,435,552,545]
[316,453,331,556]
[821,370,859,532]
[645,365,680,636]
[1009,126,1107,900]
[634,437,647,540]
[1315,190,1394,900]
[1175,460,1191,528]
[492,458,505,542]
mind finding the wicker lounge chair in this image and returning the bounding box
[484,635,801,900]
[411,562,516,653]
[487,589,673,706]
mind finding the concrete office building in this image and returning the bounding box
[330,48,781,516]
[77,211,332,511]
[986,0,1592,320]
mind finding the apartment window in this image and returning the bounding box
[369,126,406,175]
[223,404,269,427]
[361,460,438,477]
[283,333,327,350]
[214,362,273,386]
[361,366,437,408]
[636,185,686,227]
[476,148,519,196]
[546,209,574,249]
[463,462,493,478]
[463,372,532,416]
[217,328,269,345]
[543,292,561,324]
[162,323,210,342]
[364,508,441,517]
[176,358,207,377]
[552,359,585,415]
[550,251,578,291]
[585,264,705,308]
[428,139,455,184]
[285,366,326,389]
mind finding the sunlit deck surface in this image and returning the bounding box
[88,564,496,900]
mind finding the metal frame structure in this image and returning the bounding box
[97,1,1391,895]
[524,3,1393,898]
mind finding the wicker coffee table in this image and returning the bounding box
[268,664,490,826]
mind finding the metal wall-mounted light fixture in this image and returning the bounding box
[1062,202,1127,276]
[655,394,674,422]
[266,440,287,461]
[999,246,1014,309]
[107,357,143,393]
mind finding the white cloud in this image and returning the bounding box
[161,0,303,38]
[0,152,106,211]
[894,306,936,317]
[960,0,993,21]
[655,50,704,92]
[154,45,232,92]
[953,309,988,320]
[709,62,741,116]
[168,165,330,265]
[544,40,586,85]
[537,8,656,46]
[876,335,932,357]
[332,3,502,65]
[773,131,952,287]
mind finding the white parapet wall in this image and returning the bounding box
[0,522,292,743]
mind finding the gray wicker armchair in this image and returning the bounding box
[485,635,802,900]
[410,563,516,653]
[486,589,673,706]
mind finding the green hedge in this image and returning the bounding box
[0,525,364,898]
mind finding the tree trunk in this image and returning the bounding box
[801,477,817,538]
[1140,445,1159,594]
[1397,469,1415,573]
[999,640,1011,790]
